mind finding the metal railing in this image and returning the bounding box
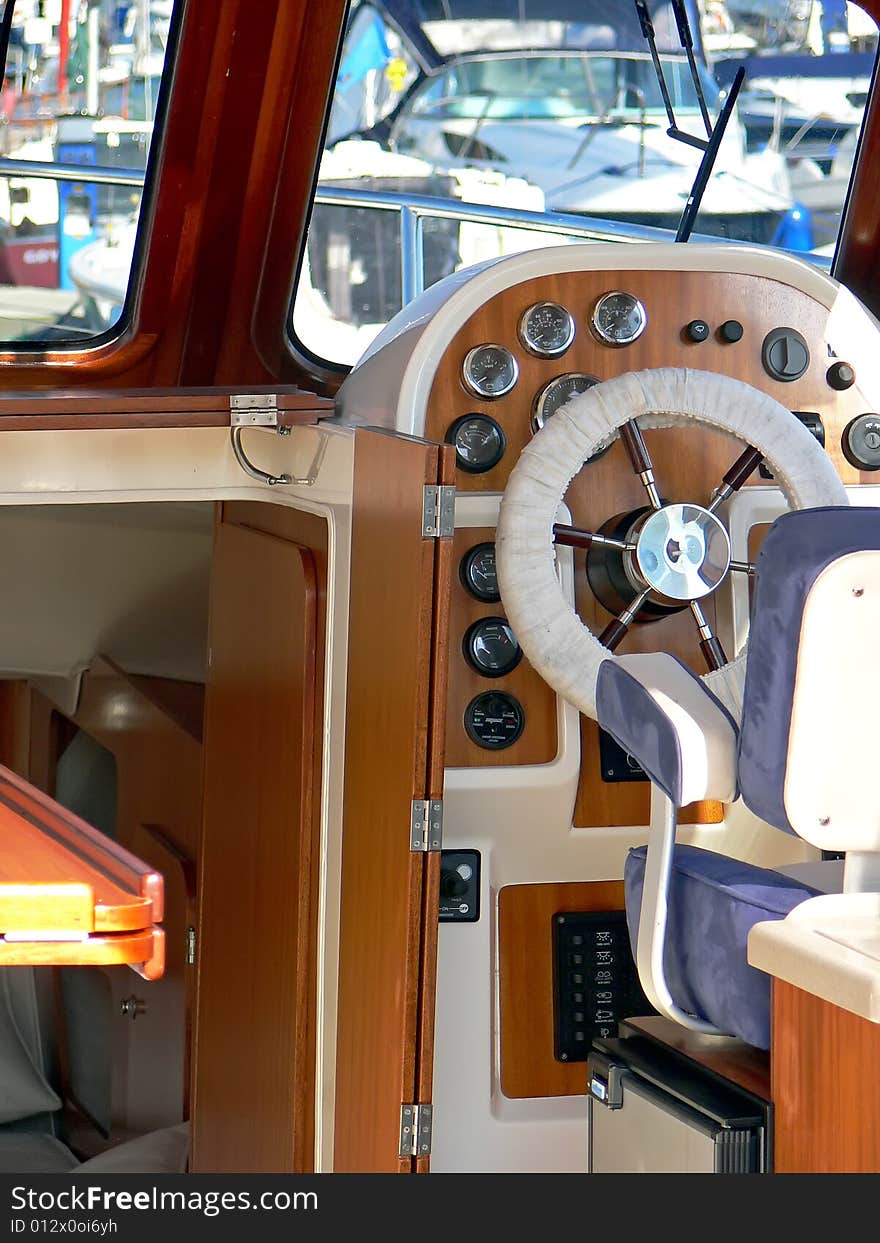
[0,157,832,311]
[0,157,146,188]
[313,185,696,306]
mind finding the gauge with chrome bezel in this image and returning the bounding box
[461,343,519,399]
[532,372,601,434]
[590,291,647,347]
[518,301,576,359]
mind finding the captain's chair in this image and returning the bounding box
[598,506,880,1049]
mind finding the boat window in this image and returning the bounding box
[0,0,179,345]
[291,0,879,372]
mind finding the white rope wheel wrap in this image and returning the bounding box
[496,367,848,721]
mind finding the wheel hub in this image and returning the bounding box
[632,503,731,602]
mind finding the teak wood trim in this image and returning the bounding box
[333,429,448,1172]
[772,979,880,1172]
[626,1015,770,1102]
[218,500,329,1170]
[0,387,332,432]
[190,517,319,1173]
[498,880,626,1099]
[0,762,162,929]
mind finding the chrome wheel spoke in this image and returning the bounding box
[552,523,636,553]
[690,600,727,671]
[707,445,763,514]
[598,587,652,651]
[621,419,662,511]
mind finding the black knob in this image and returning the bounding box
[718,319,744,344]
[827,361,856,391]
[762,327,810,381]
[685,319,710,343]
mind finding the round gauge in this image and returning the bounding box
[532,372,601,433]
[461,344,519,399]
[446,414,506,474]
[518,301,576,359]
[590,291,647,347]
[462,616,522,678]
[460,541,500,602]
[464,691,525,750]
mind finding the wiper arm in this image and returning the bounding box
[634,0,744,243]
[671,0,713,139]
[635,0,678,133]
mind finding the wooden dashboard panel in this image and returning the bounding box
[429,267,879,820]
[426,268,879,492]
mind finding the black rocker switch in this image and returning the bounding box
[718,319,744,343]
[685,319,710,343]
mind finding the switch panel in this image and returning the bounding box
[553,910,654,1061]
[439,850,480,922]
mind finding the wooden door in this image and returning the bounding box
[333,429,454,1172]
[190,518,320,1172]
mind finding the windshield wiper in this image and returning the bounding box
[634,0,744,242]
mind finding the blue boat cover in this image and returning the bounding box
[624,844,818,1048]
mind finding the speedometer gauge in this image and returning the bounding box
[518,301,575,359]
[461,344,519,399]
[590,291,647,347]
[532,372,601,433]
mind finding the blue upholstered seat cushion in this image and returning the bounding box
[624,845,819,1049]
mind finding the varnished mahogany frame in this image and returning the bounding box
[0,0,349,393]
[333,430,453,1172]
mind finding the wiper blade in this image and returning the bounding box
[675,66,745,242]
[634,0,745,243]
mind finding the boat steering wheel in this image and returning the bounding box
[496,367,848,721]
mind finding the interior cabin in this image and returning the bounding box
[3,0,880,1176]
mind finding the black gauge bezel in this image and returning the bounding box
[462,615,523,678]
[464,691,526,750]
[842,413,880,471]
[531,372,602,434]
[518,301,576,359]
[459,541,501,602]
[461,343,519,399]
[590,290,648,347]
[446,414,506,474]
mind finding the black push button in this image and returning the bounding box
[762,327,810,381]
[718,319,744,343]
[827,361,856,391]
[843,414,880,470]
[685,319,710,343]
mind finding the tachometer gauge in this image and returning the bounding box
[532,372,601,433]
[518,301,576,359]
[461,343,519,399]
[590,291,647,347]
[447,414,506,474]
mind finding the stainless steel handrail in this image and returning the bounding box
[0,158,145,187]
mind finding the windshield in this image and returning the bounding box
[293,0,879,371]
[406,53,720,121]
